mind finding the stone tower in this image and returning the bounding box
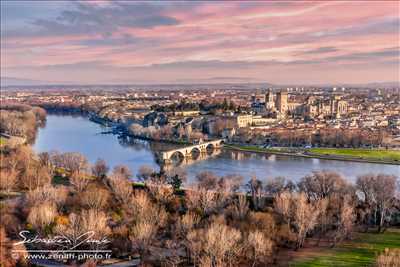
[276,90,288,113]
[265,89,275,109]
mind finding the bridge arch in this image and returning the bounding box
[170,150,185,162]
[206,143,215,150]
[190,147,201,159]
[161,139,224,163]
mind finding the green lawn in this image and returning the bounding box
[290,229,400,267]
[309,148,400,161]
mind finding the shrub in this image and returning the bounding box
[187,218,242,266]
[80,185,109,210]
[177,212,200,237]
[26,185,68,208]
[247,230,274,265]
[27,201,58,230]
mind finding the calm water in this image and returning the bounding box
[34,115,399,183]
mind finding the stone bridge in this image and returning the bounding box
[160,139,224,163]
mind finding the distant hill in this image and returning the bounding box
[1,77,53,87]
[174,76,273,85]
[280,81,400,88]
[1,76,398,89]
[362,81,400,88]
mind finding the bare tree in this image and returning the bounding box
[130,191,167,226]
[91,158,109,179]
[247,230,273,267]
[230,194,249,221]
[0,168,18,195]
[112,165,132,180]
[218,174,243,194]
[80,185,109,211]
[187,218,242,266]
[55,210,110,249]
[333,197,355,246]
[274,191,292,228]
[196,171,219,191]
[80,209,111,239]
[26,185,68,208]
[177,212,200,237]
[38,152,52,172]
[147,184,174,205]
[70,171,90,192]
[356,174,398,232]
[186,187,219,215]
[129,191,167,262]
[108,174,133,204]
[137,165,155,182]
[292,193,320,249]
[27,201,58,231]
[298,171,348,200]
[35,165,52,188]
[60,152,89,174]
[247,176,264,210]
[20,165,37,191]
[54,213,84,245]
[265,176,295,196]
[130,220,158,260]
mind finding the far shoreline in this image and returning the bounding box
[224,144,400,166]
[41,113,400,166]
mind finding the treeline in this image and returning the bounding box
[233,128,390,148]
[0,146,399,266]
[152,98,237,113]
[129,123,206,142]
[0,103,46,142]
[38,102,96,115]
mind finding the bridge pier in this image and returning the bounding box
[163,158,172,164]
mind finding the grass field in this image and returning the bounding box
[291,229,400,267]
[309,148,400,161]
[225,144,400,162]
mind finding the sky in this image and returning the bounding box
[1,1,399,85]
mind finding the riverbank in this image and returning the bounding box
[126,133,192,146]
[308,148,400,162]
[47,109,400,166]
[224,144,400,165]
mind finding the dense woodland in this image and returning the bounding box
[0,105,399,266]
[1,150,399,266]
[0,103,47,142]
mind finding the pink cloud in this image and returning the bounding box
[2,1,398,84]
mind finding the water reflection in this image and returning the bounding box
[33,115,400,182]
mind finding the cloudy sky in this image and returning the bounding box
[1,1,399,84]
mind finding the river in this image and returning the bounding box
[33,115,399,183]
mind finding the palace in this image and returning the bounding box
[251,90,349,119]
